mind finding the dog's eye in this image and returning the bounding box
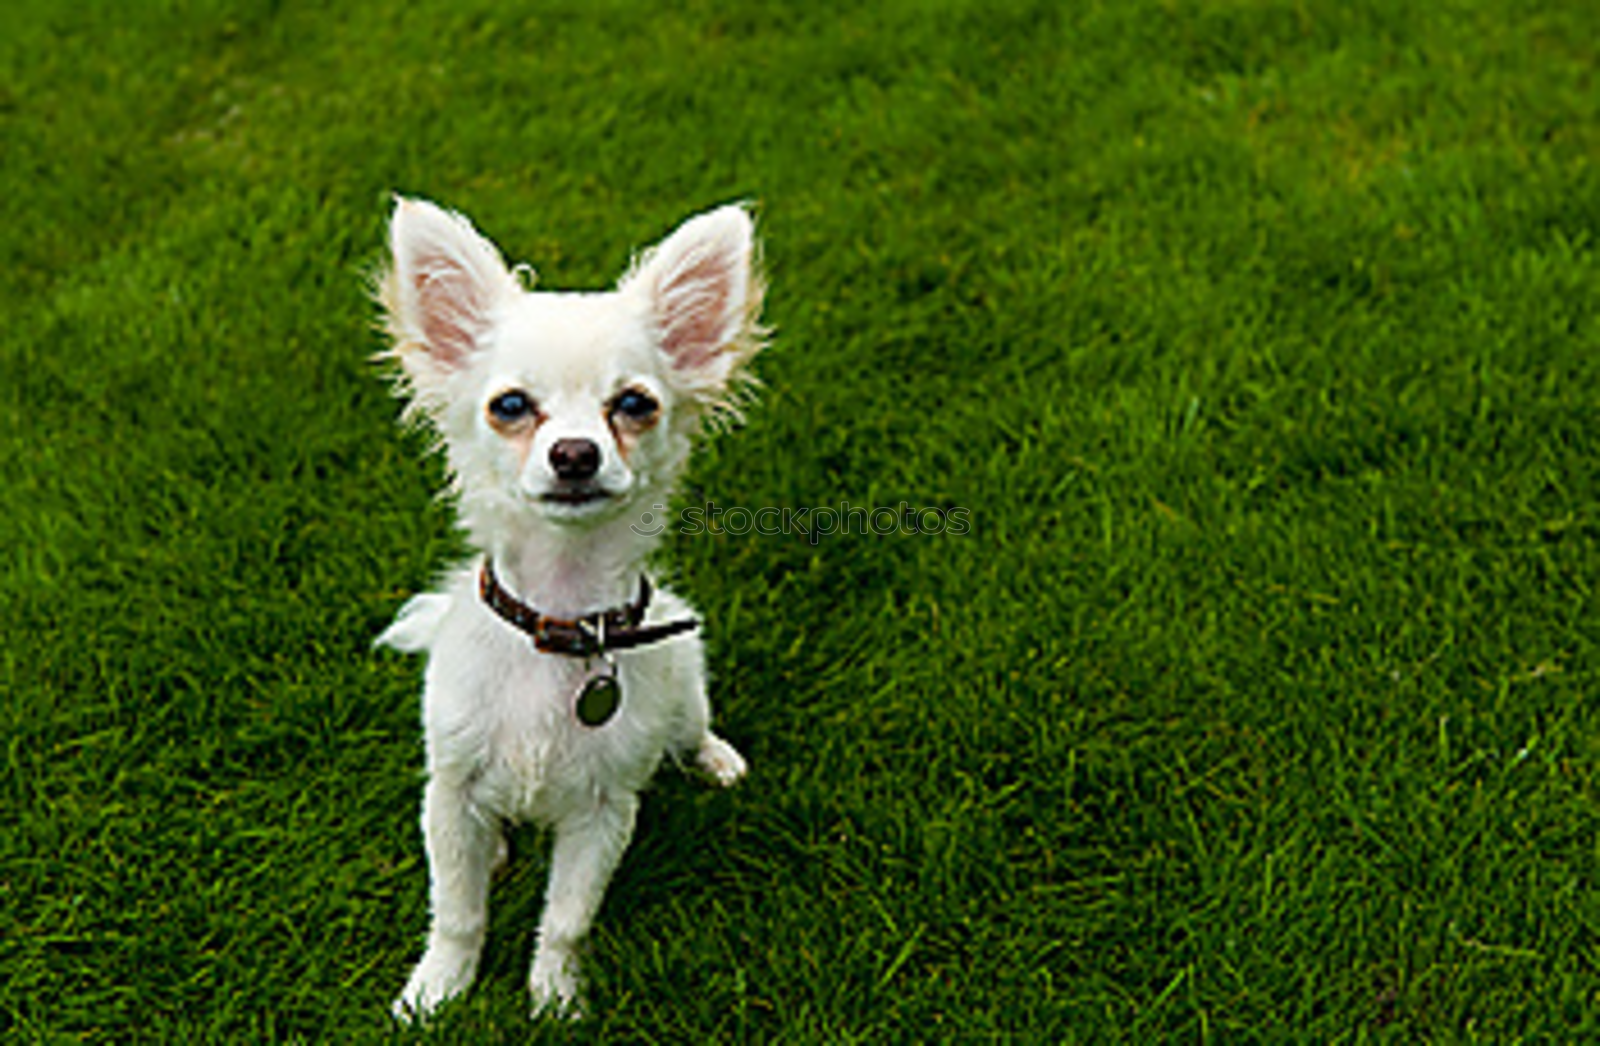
[612,389,659,422]
[488,390,536,425]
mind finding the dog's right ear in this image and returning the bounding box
[378,198,521,382]
[618,203,767,423]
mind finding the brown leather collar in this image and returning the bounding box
[478,560,698,658]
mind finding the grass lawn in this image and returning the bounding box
[4,0,1598,1040]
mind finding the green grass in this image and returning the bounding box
[4,0,1598,1040]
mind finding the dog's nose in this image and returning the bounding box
[549,438,601,481]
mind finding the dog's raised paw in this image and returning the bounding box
[696,733,748,787]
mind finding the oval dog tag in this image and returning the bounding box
[576,673,621,728]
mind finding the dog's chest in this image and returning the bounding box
[439,643,674,824]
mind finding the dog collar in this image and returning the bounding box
[477,559,698,659]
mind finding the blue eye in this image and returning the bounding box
[613,389,659,421]
[488,390,535,424]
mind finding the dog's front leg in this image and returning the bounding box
[528,792,639,1018]
[394,775,498,1021]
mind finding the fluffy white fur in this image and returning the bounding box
[374,197,764,1020]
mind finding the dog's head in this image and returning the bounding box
[377,198,765,531]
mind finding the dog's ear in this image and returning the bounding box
[620,204,766,416]
[379,198,521,379]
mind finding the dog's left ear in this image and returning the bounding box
[620,204,766,415]
[378,197,522,396]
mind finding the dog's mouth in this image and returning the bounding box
[540,485,613,508]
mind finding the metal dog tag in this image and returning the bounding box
[576,672,621,728]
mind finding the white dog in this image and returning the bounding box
[373,197,764,1020]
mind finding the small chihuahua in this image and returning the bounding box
[373,197,764,1020]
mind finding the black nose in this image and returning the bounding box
[549,438,601,481]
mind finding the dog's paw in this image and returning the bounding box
[529,946,584,1021]
[696,733,748,788]
[392,942,480,1023]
